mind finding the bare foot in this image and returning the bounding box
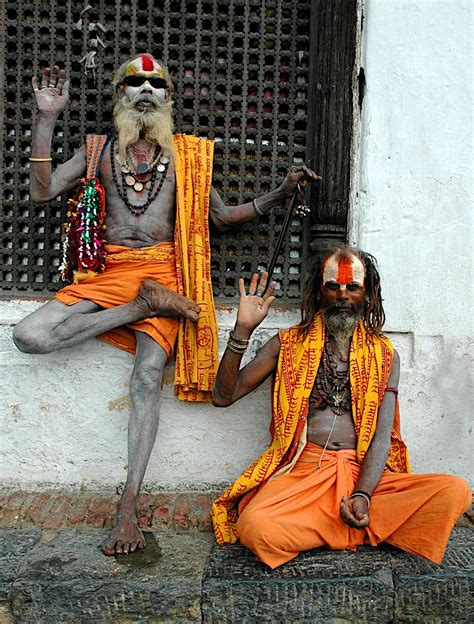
[102,510,146,556]
[136,280,201,321]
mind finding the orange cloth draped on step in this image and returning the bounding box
[211,313,410,545]
[236,442,471,568]
[55,243,180,357]
[173,134,218,402]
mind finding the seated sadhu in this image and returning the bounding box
[211,245,471,568]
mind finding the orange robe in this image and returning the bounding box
[212,315,471,567]
[237,443,471,568]
[56,134,218,402]
[56,243,179,357]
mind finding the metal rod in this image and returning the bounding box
[261,183,302,296]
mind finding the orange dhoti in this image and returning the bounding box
[236,442,471,569]
[55,242,179,358]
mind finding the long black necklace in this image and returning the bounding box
[110,136,170,216]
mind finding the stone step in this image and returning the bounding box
[203,530,474,623]
[0,528,472,623]
[3,528,213,623]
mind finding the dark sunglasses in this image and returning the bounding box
[122,75,167,89]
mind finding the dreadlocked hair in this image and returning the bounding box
[298,244,386,338]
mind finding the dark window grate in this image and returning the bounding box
[1,1,357,300]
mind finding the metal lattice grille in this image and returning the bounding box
[1,0,312,299]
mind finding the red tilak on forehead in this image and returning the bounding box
[336,258,353,284]
[140,54,155,71]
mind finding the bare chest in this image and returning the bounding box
[97,144,177,246]
[306,346,357,449]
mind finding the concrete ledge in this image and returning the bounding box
[6,529,213,623]
[0,528,472,623]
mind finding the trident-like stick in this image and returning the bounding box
[259,182,311,296]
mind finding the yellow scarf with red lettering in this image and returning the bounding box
[173,134,218,402]
[211,313,410,544]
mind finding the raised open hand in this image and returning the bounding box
[278,165,321,199]
[235,272,277,335]
[32,65,70,115]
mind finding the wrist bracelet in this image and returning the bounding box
[252,198,264,217]
[349,491,371,508]
[29,156,53,162]
[227,339,248,354]
[227,342,247,354]
[227,330,250,354]
[229,330,249,344]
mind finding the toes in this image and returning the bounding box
[102,544,116,556]
[115,541,124,555]
[102,539,118,556]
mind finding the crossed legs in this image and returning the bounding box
[12,280,200,354]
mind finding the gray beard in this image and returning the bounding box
[323,308,362,353]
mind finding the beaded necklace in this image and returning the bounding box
[110,136,170,216]
[310,341,351,416]
[307,339,352,468]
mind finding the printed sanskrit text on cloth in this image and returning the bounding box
[211,313,410,544]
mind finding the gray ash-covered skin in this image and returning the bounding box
[12,54,320,556]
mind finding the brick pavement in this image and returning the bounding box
[0,489,220,532]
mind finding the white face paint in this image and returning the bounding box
[322,254,365,290]
[125,82,167,104]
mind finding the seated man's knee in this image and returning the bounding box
[12,320,53,354]
[449,476,472,513]
[237,506,275,550]
[438,475,472,515]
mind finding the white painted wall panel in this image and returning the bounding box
[353,0,473,483]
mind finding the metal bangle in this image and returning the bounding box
[227,340,247,354]
[348,491,371,509]
[252,198,264,217]
[229,330,249,346]
[29,156,53,162]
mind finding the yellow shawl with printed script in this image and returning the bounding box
[211,313,410,544]
[173,134,218,402]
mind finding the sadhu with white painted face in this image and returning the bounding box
[13,53,320,556]
[211,246,471,568]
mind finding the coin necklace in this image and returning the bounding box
[125,143,165,185]
[110,136,170,216]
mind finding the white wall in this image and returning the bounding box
[353,0,473,479]
[1,299,471,490]
[1,301,299,491]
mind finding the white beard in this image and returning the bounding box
[113,94,175,162]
